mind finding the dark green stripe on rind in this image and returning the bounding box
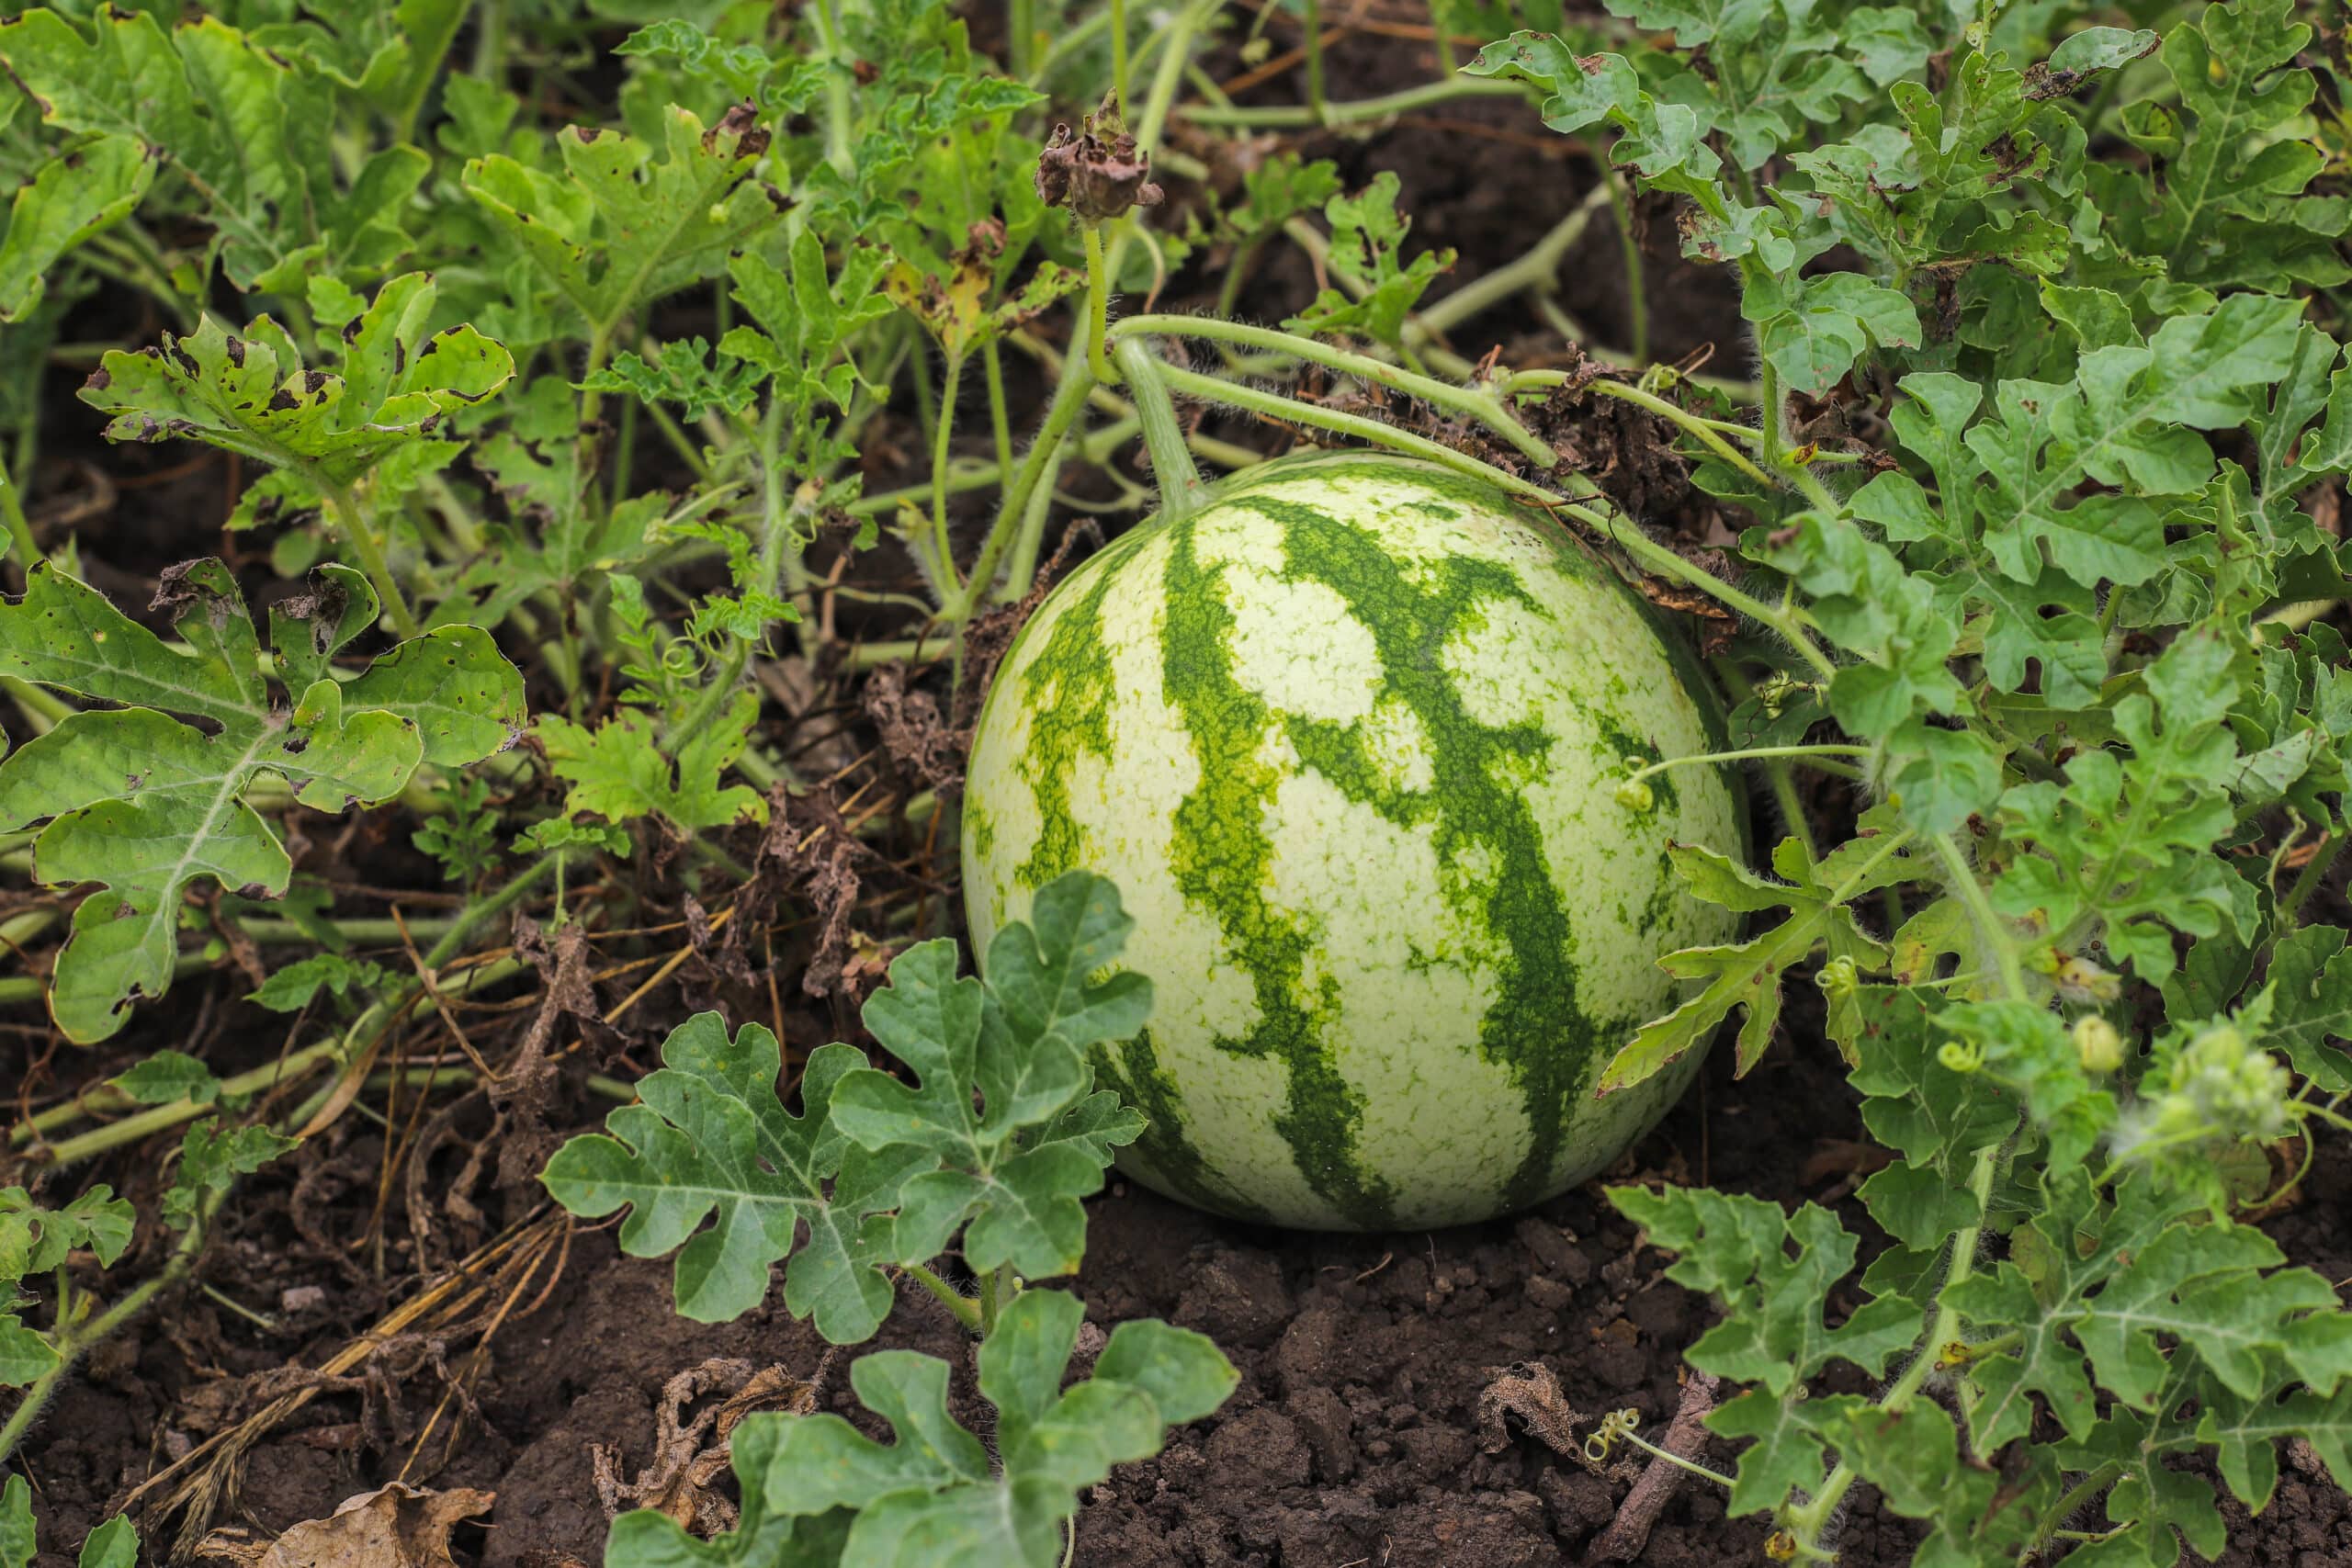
[1161,518,1398,1228]
[998,525,1276,1223]
[1238,494,1600,1213]
[1009,533,1136,887]
[1093,1026,1276,1224]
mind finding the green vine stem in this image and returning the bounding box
[1182,73,1525,128]
[905,1263,984,1332]
[1008,0,1033,76]
[809,0,858,178]
[940,352,1101,626]
[319,477,421,640]
[1779,834,2032,1557]
[1110,338,1212,522]
[1110,0,1131,109]
[1623,744,1871,784]
[1510,370,1777,490]
[1148,359,1839,678]
[930,352,969,596]
[670,398,813,746]
[0,444,37,583]
[1932,832,2030,1001]
[981,339,1017,485]
[1780,1143,2002,1559]
[1081,226,1116,384]
[1594,156,1649,364]
[1300,0,1328,125]
[20,854,566,1164]
[2280,832,2346,930]
[1114,312,1556,468]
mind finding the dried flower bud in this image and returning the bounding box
[1035,93,1164,224]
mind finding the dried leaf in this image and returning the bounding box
[198,1483,492,1568]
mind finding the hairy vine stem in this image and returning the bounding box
[21,853,567,1165]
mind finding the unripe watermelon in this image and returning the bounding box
[962,451,1741,1230]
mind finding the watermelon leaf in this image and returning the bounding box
[539,1019,924,1340]
[541,871,1150,1343]
[0,560,525,1043]
[1609,1183,1923,1515]
[2,1477,140,1568]
[461,103,783,343]
[0,8,426,293]
[626,1290,1232,1568]
[1284,173,1453,351]
[831,871,1149,1280]
[1,1184,134,1387]
[1600,821,1921,1091]
[79,272,514,521]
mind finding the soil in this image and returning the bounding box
[6,11,2351,1568]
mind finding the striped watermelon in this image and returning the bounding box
[962,451,1741,1230]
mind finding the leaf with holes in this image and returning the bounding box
[0,560,522,1041]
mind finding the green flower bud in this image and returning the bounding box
[2073,1015,2124,1074]
[1615,778,1656,813]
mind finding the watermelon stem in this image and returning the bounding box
[1110,336,1212,521]
[904,1262,983,1333]
[1623,744,1871,784]
[1082,225,1116,384]
[1146,357,1840,678]
[1112,311,1558,469]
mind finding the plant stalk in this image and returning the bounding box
[906,1263,983,1332]
[321,479,421,639]
[1182,74,1525,128]
[1111,338,1210,522]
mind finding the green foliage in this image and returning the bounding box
[1613,1183,1922,1513]
[542,871,1149,1341]
[1479,1,2352,1560]
[2097,0,2348,292]
[0,1186,131,1385]
[1599,818,1917,1089]
[463,101,784,341]
[1286,174,1453,350]
[249,953,395,1014]
[615,1290,1232,1568]
[163,1120,299,1229]
[0,560,523,1041]
[0,7,429,292]
[0,134,153,322]
[1,1480,136,1568]
[108,1051,221,1107]
[719,233,897,413]
[557,876,1233,1568]
[13,2,2352,1561]
[80,272,513,512]
[411,773,504,882]
[537,690,769,837]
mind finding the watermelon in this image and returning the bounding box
[962,450,1742,1230]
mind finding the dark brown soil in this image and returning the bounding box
[21,1013,2352,1567]
[7,13,2352,1568]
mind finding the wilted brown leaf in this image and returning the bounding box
[196,1483,492,1568]
[592,1358,825,1536]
